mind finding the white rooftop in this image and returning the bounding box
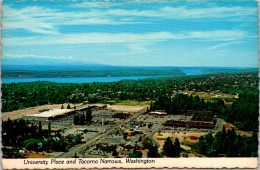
[29,109,74,118]
[149,111,167,115]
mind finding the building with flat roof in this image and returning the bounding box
[149,111,167,115]
[164,113,216,129]
[189,114,215,129]
[22,104,107,122]
[23,109,75,121]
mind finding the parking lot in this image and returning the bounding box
[30,105,225,158]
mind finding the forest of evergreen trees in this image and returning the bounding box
[2,73,258,112]
[192,127,258,157]
[2,119,82,158]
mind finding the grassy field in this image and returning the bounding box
[100,100,152,106]
[186,91,236,100]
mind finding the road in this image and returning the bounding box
[56,127,114,158]
[147,123,161,148]
[55,107,147,158]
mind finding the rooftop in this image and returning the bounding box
[42,127,62,132]
[28,109,74,118]
[149,111,167,115]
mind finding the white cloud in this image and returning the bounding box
[3,53,73,59]
[2,5,135,34]
[205,41,243,51]
[70,2,121,8]
[186,30,246,41]
[75,5,256,19]
[2,30,248,46]
[2,5,60,34]
[160,6,256,19]
[2,4,257,35]
[127,43,151,53]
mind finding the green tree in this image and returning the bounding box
[129,149,142,158]
[74,134,82,144]
[150,101,153,111]
[148,144,160,158]
[73,115,79,125]
[112,147,118,157]
[80,114,85,125]
[38,121,42,138]
[138,136,142,143]
[48,122,51,137]
[24,139,42,151]
[123,133,127,140]
[86,109,92,123]
[142,137,152,149]
[174,138,181,156]
[163,137,180,157]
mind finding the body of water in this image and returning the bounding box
[180,67,206,75]
[4,66,246,84]
[2,75,177,84]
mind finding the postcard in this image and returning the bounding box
[1,0,259,169]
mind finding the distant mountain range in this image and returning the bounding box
[1,65,258,78]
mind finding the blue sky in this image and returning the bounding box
[2,0,259,67]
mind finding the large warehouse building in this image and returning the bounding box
[164,110,216,129]
[23,109,75,121]
[189,114,216,128]
[22,104,107,122]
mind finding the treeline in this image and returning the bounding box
[151,93,259,132]
[128,136,182,158]
[150,94,209,114]
[2,118,41,147]
[202,68,258,74]
[2,119,82,158]
[140,137,181,158]
[192,127,258,157]
[2,73,258,113]
[2,82,86,112]
[2,68,185,78]
[220,93,259,131]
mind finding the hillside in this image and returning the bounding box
[1,68,186,78]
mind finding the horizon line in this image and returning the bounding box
[2,64,259,69]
